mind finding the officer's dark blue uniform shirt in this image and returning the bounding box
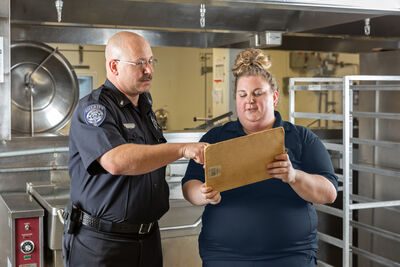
[182,111,338,261]
[68,80,168,224]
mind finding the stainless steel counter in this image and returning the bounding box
[27,181,204,237]
[27,182,69,251]
[26,181,204,266]
[160,199,203,239]
[16,131,208,267]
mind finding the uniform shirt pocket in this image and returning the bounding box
[123,126,145,144]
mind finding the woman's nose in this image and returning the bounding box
[248,95,255,103]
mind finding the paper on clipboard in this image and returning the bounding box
[204,126,285,192]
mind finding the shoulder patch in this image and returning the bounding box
[84,104,106,126]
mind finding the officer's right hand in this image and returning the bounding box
[181,142,208,164]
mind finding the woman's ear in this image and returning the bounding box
[273,91,279,107]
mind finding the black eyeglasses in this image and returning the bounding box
[114,58,158,68]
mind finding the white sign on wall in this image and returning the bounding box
[0,36,3,83]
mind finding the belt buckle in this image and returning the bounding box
[139,222,153,234]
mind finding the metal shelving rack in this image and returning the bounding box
[344,76,400,267]
[289,76,400,267]
[289,77,345,267]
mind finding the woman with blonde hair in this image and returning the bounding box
[182,49,338,267]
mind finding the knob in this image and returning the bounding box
[20,240,35,254]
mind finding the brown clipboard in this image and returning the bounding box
[204,126,285,192]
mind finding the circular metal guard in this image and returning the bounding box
[11,41,79,134]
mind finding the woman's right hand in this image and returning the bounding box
[182,180,221,206]
[200,183,221,205]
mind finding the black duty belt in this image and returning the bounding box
[81,211,154,235]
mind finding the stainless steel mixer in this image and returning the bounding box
[11,41,79,135]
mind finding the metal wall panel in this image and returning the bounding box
[0,0,10,140]
[0,136,69,192]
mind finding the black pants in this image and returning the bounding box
[203,253,317,267]
[62,224,162,267]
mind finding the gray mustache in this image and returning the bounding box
[141,74,152,81]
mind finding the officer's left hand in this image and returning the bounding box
[266,153,297,184]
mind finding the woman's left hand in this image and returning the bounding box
[266,153,297,184]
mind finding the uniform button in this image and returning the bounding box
[153,183,157,188]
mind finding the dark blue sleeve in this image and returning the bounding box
[69,100,126,174]
[301,128,339,190]
[182,159,205,185]
[181,129,217,186]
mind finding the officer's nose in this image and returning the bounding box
[143,62,153,74]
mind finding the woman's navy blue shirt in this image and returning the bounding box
[182,111,338,261]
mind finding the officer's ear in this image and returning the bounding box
[109,60,119,75]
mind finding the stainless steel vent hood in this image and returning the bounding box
[9,0,400,52]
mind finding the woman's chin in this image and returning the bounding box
[243,118,262,126]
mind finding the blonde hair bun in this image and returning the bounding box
[232,49,271,77]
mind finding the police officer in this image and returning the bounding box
[63,31,207,267]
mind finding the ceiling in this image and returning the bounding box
[10,0,400,52]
